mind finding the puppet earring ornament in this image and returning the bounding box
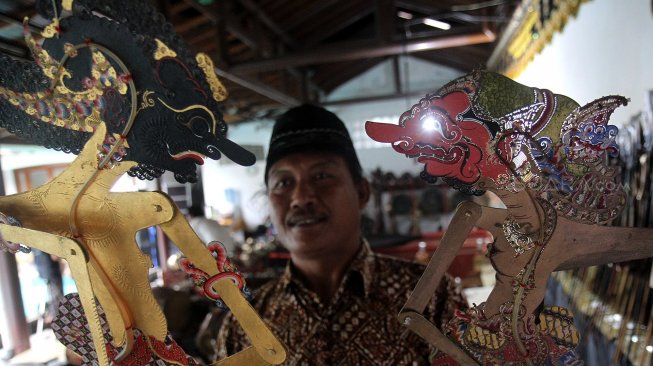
[502,216,536,256]
[366,70,649,365]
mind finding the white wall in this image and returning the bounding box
[516,0,653,125]
[325,55,463,102]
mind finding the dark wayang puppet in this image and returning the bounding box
[0,0,285,365]
[366,70,653,365]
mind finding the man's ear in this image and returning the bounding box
[357,178,371,209]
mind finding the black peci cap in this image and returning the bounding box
[264,104,362,185]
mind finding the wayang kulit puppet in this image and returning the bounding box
[0,0,285,365]
[366,70,653,365]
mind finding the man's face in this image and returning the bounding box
[267,152,369,259]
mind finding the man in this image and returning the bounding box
[215,104,467,365]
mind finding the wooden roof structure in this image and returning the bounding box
[0,0,521,123]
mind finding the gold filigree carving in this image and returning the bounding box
[41,18,60,39]
[153,38,177,60]
[62,0,74,11]
[137,90,156,114]
[196,52,228,102]
[502,215,536,256]
[63,43,77,57]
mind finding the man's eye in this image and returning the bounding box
[272,178,291,190]
[314,172,334,181]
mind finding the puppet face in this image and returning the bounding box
[125,55,253,182]
[366,91,507,191]
[366,70,628,223]
[0,9,255,183]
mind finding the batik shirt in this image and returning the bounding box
[215,241,468,365]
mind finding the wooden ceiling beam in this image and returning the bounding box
[169,1,191,16]
[239,0,299,50]
[321,88,433,107]
[0,12,42,33]
[301,2,373,47]
[392,56,402,94]
[0,36,29,59]
[214,67,300,106]
[376,0,396,43]
[180,0,270,56]
[283,0,339,32]
[230,30,496,74]
[174,15,211,34]
[413,52,477,71]
[194,40,218,53]
[211,0,230,65]
[283,67,324,97]
[185,27,216,45]
[313,58,387,92]
[395,0,444,15]
[414,44,492,70]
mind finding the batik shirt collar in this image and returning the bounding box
[278,237,375,298]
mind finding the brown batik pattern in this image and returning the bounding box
[216,242,468,365]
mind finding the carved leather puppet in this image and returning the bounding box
[366,70,653,365]
[0,0,285,365]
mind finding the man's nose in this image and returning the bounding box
[290,180,317,208]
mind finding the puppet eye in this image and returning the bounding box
[184,115,211,138]
[422,116,438,131]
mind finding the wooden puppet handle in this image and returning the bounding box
[0,224,111,366]
[159,205,286,365]
[399,201,483,365]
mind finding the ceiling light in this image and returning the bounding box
[423,18,451,30]
[397,11,413,20]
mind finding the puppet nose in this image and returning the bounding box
[365,121,415,151]
[211,137,256,166]
[365,121,404,143]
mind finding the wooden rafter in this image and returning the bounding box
[230,30,496,74]
[239,0,299,50]
[299,2,374,47]
[0,0,522,123]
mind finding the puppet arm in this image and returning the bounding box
[158,201,286,365]
[0,224,111,366]
[399,201,507,365]
[553,218,653,270]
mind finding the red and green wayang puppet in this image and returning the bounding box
[367,70,653,365]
